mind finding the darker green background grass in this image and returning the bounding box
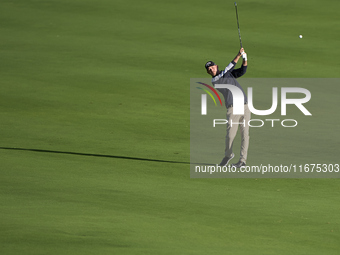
[1,0,339,254]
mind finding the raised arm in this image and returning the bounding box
[231,48,248,78]
[233,48,244,64]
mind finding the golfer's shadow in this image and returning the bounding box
[0,146,193,165]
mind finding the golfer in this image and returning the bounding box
[205,48,250,168]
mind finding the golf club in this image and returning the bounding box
[234,2,243,48]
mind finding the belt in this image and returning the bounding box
[227,102,248,109]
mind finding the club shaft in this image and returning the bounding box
[234,2,243,48]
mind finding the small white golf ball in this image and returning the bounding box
[299,35,303,38]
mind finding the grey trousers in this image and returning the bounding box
[225,104,251,163]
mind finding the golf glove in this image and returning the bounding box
[241,52,247,61]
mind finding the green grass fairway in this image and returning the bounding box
[1,0,340,254]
